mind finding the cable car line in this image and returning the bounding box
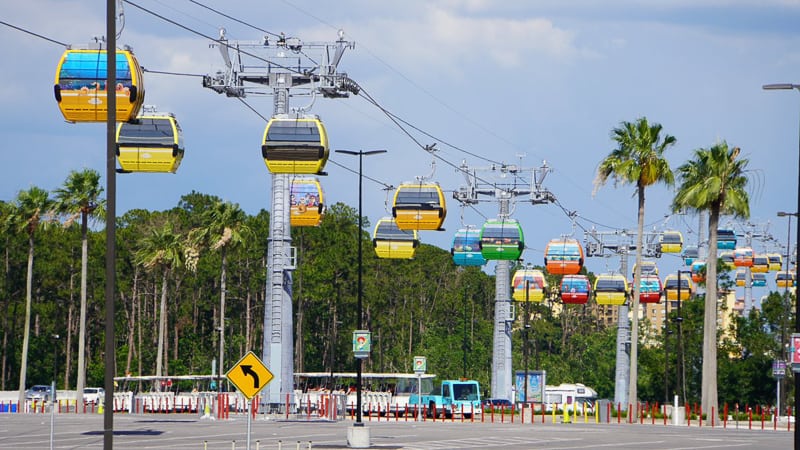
[141,67,205,77]
[326,159,394,190]
[0,20,67,47]
[123,0,307,77]
[186,0,320,66]
[4,3,647,240]
[355,81,508,189]
[187,0,282,39]
[278,0,549,166]
[235,97,271,123]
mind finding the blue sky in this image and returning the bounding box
[2,0,800,299]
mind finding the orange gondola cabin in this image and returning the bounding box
[733,247,754,268]
[543,238,584,275]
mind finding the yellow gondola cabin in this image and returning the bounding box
[594,274,628,306]
[372,217,418,259]
[767,253,783,272]
[751,255,769,273]
[54,46,144,123]
[261,116,329,174]
[511,268,547,302]
[392,182,446,231]
[659,230,683,253]
[116,111,184,173]
[663,273,694,301]
[289,177,325,227]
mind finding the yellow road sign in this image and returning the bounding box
[226,351,274,399]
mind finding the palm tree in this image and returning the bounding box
[52,168,105,407]
[134,215,184,384]
[672,141,749,416]
[594,117,676,410]
[188,199,250,385]
[13,186,54,407]
[0,201,16,391]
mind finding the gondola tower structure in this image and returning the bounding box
[204,29,356,407]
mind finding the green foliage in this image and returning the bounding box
[0,183,789,412]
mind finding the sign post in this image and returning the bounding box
[413,356,426,421]
[226,351,274,450]
[353,331,371,359]
[791,334,800,373]
[774,359,786,423]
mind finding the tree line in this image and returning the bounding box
[0,116,795,411]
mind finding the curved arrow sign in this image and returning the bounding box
[226,351,274,399]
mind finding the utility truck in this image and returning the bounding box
[408,379,482,418]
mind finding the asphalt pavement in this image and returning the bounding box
[0,413,792,449]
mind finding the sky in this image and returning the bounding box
[2,0,800,302]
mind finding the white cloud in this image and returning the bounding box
[343,5,585,78]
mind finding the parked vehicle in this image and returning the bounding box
[25,385,53,402]
[409,379,482,418]
[544,383,597,414]
[483,398,513,409]
[83,387,105,405]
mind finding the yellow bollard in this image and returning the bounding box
[563,403,571,423]
[98,402,104,414]
[595,402,599,423]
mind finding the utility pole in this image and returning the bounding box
[454,160,553,402]
[204,30,356,409]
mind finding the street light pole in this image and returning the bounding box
[764,82,800,449]
[335,149,386,427]
[675,270,692,405]
[778,211,796,420]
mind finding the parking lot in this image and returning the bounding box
[0,412,792,449]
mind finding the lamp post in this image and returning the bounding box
[675,270,692,405]
[778,211,796,422]
[764,82,800,449]
[52,334,60,386]
[335,149,386,427]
